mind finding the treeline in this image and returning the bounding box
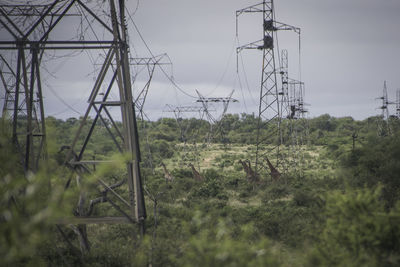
[45,113,400,162]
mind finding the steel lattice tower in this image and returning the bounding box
[236,0,300,175]
[377,81,392,136]
[0,0,146,252]
[196,90,238,145]
[396,89,400,119]
[279,50,299,172]
[164,104,205,166]
[279,49,309,173]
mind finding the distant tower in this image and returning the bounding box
[196,90,238,145]
[279,50,295,172]
[396,89,400,119]
[279,50,290,122]
[164,104,204,166]
[279,50,309,173]
[377,81,391,136]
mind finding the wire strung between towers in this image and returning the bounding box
[125,7,197,99]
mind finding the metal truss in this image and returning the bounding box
[164,104,205,143]
[278,50,310,174]
[0,0,146,252]
[196,90,238,145]
[131,53,172,120]
[376,81,394,136]
[278,49,293,173]
[236,0,300,176]
[164,104,206,166]
[165,105,205,114]
[397,89,400,119]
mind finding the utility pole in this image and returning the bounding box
[236,0,300,176]
[351,132,358,151]
[0,0,146,252]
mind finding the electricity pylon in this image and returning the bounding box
[279,50,296,173]
[196,90,238,145]
[278,49,309,174]
[164,104,205,166]
[236,0,300,176]
[396,89,400,119]
[377,81,393,136]
[164,104,205,143]
[0,0,146,252]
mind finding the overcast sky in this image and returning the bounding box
[1,0,400,120]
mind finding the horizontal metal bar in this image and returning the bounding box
[236,2,264,16]
[0,45,115,50]
[93,101,122,106]
[0,40,115,44]
[54,216,134,224]
[69,160,115,165]
[3,13,79,17]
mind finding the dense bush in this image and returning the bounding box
[308,187,400,266]
[342,132,400,207]
[2,114,400,266]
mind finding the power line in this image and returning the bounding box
[46,84,82,115]
[125,7,197,99]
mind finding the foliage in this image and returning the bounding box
[342,132,400,207]
[175,213,281,267]
[308,187,400,266]
[0,120,71,265]
[1,114,400,266]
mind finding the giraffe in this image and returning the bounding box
[239,159,259,183]
[160,162,173,182]
[246,160,260,183]
[265,157,281,181]
[188,163,204,181]
[239,159,251,179]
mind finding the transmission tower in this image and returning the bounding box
[236,0,300,175]
[396,89,400,119]
[129,54,173,173]
[278,49,293,172]
[164,104,205,143]
[164,104,205,166]
[196,90,238,145]
[0,0,146,252]
[289,78,309,173]
[130,53,172,120]
[377,81,393,136]
[278,49,309,173]
[279,50,296,172]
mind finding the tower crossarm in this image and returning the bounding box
[236,39,264,53]
[274,21,300,34]
[163,105,206,114]
[129,53,172,66]
[195,97,238,103]
[236,2,264,16]
[0,4,80,17]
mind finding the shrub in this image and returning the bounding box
[308,187,400,266]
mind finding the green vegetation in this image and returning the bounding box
[1,114,400,266]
